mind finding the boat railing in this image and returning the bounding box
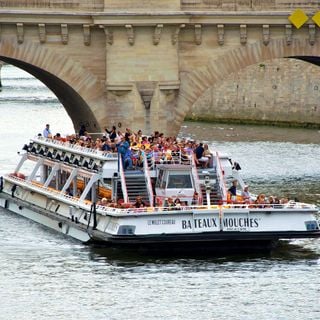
[96,201,317,215]
[216,151,228,203]
[32,136,118,160]
[4,174,317,215]
[143,152,154,207]
[6,174,92,208]
[191,154,203,204]
[33,136,194,170]
[118,154,129,203]
[149,150,193,169]
[231,167,246,190]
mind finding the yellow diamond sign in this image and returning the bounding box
[288,9,308,29]
[312,11,320,27]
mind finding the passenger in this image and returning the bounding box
[65,188,73,196]
[80,131,91,142]
[54,133,62,141]
[78,124,86,137]
[117,198,125,208]
[274,196,280,204]
[101,138,112,152]
[174,198,182,209]
[255,193,266,208]
[123,148,133,170]
[107,200,117,208]
[280,198,289,204]
[191,191,199,205]
[194,142,209,168]
[167,197,175,210]
[241,185,252,203]
[76,189,82,197]
[136,129,143,143]
[268,196,274,205]
[97,198,108,206]
[43,124,52,138]
[105,125,117,142]
[228,180,238,202]
[118,136,130,169]
[134,196,146,208]
[203,144,212,167]
[181,201,188,208]
[94,138,103,150]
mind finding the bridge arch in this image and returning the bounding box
[177,38,320,130]
[0,36,107,133]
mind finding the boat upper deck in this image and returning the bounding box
[23,136,197,174]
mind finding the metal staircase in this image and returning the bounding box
[124,171,150,205]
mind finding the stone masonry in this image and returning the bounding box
[0,1,319,135]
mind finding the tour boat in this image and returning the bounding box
[0,135,319,254]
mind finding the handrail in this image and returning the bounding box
[215,151,228,203]
[191,154,203,204]
[148,150,193,167]
[33,137,195,170]
[32,136,118,160]
[118,154,129,203]
[231,169,246,190]
[4,174,317,216]
[143,152,154,207]
[6,174,92,207]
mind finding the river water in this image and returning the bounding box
[0,65,319,320]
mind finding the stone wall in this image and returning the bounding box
[181,0,320,10]
[104,0,180,10]
[1,0,319,11]
[187,59,320,127]
[0,0,104,10]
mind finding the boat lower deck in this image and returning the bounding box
[1,193,319,255]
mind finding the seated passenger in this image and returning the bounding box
[134,196,146,208]
[203,144,212,167]
[167,197,175,210]
[174,198,182,209]
[241,185,252,203]
[255,193,266,208]
[194,143,209,168]
[228,180,238,202]
[191,191,199,205]
[97,198,109,206]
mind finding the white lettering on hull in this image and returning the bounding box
[147,219,176,225]
[181,217,261,231]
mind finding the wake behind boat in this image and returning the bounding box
[0,130,319,254]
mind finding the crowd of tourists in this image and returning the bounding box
[41,123,212,170]
[42,124,291,209]
[228,179,290,207]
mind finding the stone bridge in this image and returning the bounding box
[0,1,320,135]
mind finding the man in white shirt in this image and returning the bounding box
[241,185,252,203]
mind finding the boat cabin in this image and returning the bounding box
[155,165,195,205]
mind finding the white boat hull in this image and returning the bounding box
[1,190,319,254]
[1,195,91,243]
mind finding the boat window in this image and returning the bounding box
[167,174,192,189]
[103,178,111,185]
